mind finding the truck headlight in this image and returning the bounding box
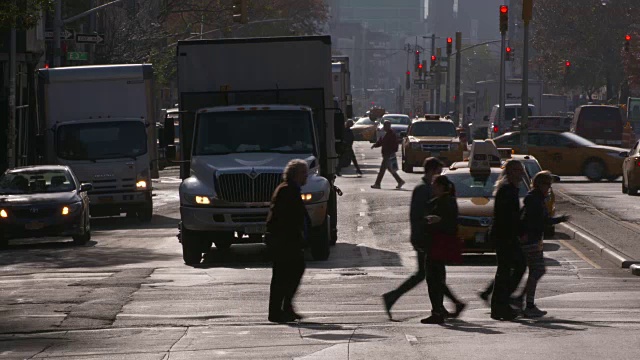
[136,180,148,189]
[195,196,211,205]
[301,191,325,202]
[411,143,421,150]
[0,209,7,218]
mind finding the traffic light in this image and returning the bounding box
[232,0,248,24]
[499,5,508,34]
[564,60,571,80]
[415,50,421,71]
[505,46,512,61]
[625,34,631,52]
[406,71,411,90]
[446,37,453,56]
[431,55,437,69]
[417,62,424,75]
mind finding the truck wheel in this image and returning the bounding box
[214,231,234,250]
[181,226,203,265]
[310,216,330,261]
[402,158,413,173]
[583,159,605,182]
[72,214,91,245]
[137,199,153,222]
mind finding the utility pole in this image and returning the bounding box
[521,0,533,153]
[445,37,452,115]
[431,34,436,113]
[436,48,442,115]
[7,0,17,168]
[53,0,62,67]
[498,5,508,139]
[454,32,462,125]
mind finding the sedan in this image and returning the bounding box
[351,117,378,142]
[493,131,625,181]
[377,114,412,141]
[622,139,640,195]
[0,165,92,247]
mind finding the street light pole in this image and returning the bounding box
[7,0,17,168]
[454,32,462,125]
[521,0,533,154]
[53,0,62,67]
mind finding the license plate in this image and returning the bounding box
[244,225,266,234]
[25,222,45,230]
[98,196,114,203]
[475,232,486,243]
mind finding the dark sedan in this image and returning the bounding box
[0,166,92,247]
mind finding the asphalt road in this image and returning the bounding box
[0,143,639,359]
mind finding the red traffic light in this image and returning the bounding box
[416,50,420,54]
[500,5,508,13]
[447,37,453,44]
[626,35,632,41]
[431,55,436,61]
[506,46,512,53]
[418,63,423,69]
[406,71,410,75]
[565,61,571,67]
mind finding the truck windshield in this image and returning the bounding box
[410,122,457,137]
[194,110,315,155]
[56,121,147,161]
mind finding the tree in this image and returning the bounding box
[0,0,52,31]
[532,0,640,102]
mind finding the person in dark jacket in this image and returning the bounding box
[266,159,309,323]
[336,119,363,177]
[371,120,405,189]
[421,175,466,324]
[517,171,569,318]
[382,157,444,320]
[489,159,527,321]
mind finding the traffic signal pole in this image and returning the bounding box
[431,34,436,113]
[498,5,508,138]
[454,32,462,125]
[521,0,533,154]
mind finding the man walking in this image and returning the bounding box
[382,158,443,319]
[336,119,363,177]
[371,120,405,189]
[266,159,309,323]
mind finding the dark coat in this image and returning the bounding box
[373,129,399,156]
[521,188,562,245]
[427,194,459,237]
[489,182,521,247]
[410,176,434,250]
[343,127,355,146]
[266,181,308,255]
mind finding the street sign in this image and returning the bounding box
[414,80,429,85]
[76,33,105,44]
[66,52,88,61]
[45,29,74,40]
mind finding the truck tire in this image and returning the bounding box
[181,226,203,265]
[310,216,331,261]
[72,213,91,245]
[137,198,153,222]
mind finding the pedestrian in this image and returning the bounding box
[489,159,527,321]
[336,119,363,177]
[266,159,309,323]
[421,175,466,324]
[382,157,444,320]
[517,171,569,317]
[371,120,405,189]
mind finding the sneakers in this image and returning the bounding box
[382,292,395,320]
[523,305,547,318]
[420,314,445,324]
[371,184,381,189]
[396,180,406,189]
[451,302,467,318]
[478,291,490,306]
[356,170,363,177]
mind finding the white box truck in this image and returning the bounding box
[37,64,156,221]
[176,36,342,264]
[332,55,353,118]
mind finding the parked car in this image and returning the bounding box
[622,139,640,195]
[0,165,92,248]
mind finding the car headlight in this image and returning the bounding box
[301,191,325,202]
[195,196,211,205]
[62,203,82,216]
[0,209,7,218]
[136,180,148,189]
[411,143,421,150]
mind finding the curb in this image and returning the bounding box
[559,223,640,274]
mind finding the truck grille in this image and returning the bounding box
[458,216,492,227]
[216,173,282,203]
[421,144,450,152]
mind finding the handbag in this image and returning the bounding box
[429,232,463,264]
[388,155,399,172]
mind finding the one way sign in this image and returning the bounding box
[45,29,74,40]
[76,33,105,44]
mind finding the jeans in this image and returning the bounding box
[386,250,426,304]
[374,154,403,185]
[269,252,306,316]
[491,241,526,315]
[426,260,461,315]
[337,146,361,173]
[521,243,546,305]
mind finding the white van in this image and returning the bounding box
[488,104,535,138]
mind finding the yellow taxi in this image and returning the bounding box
[351,117,378,142]
[443,141,529,253]
[493,130,626,181]
[401,117,463,172]
[622,139,640,195]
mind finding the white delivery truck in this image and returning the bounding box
[332,55,353,118]
[176,36,343,264]
[541,94,568,115]
[37,64,156,221]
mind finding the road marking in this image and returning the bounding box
[559,239,601,269]
[359,212,366,217]
[405,334,418,344]
[361,199,367,204]
[360,188,365,192]
[357,226,364,232]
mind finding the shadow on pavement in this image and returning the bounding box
[291,322,388,342]
[543,243,561,252]
[91,214,179,231]
[515,316,611,331]
[441,319,504,334]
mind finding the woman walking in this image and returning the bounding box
[422,175,466,324]
[517,171,569,317]
[490,159,527,321]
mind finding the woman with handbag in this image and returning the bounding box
[422,175,466,324]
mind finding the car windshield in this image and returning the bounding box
[446,172,528,198]
[521,160,542,179]
[194,110,315,155]
[57,121,147,161]
[383,116,411,125]
[0,170,75,195]
[410,122,457,137]
[355,117,375,125]
[562,132,595,146]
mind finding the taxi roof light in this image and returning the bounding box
[468,140,502,171]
